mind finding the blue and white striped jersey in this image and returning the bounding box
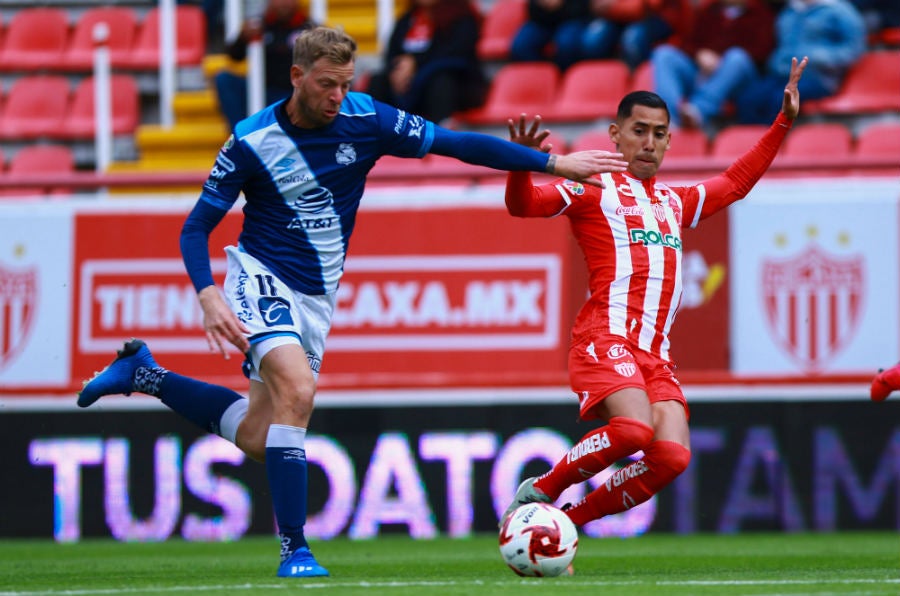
[198,92,435,295]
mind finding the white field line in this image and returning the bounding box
[1,577,898,595]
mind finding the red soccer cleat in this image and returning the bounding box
[870,363,900,402]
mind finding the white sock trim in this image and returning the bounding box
[219,398,249,444]
[266,424,307,449]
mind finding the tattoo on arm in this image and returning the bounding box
[545,154,557,174]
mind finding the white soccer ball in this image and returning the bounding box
[499,502,578,577]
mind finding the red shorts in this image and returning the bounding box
[568,333,687,421]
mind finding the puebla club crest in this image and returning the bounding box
[0,263,37,370]
[761,245,864,371]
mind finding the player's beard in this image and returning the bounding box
[296,88,337,129]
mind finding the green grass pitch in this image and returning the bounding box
[1,532,897,595]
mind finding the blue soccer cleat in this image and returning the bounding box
[277,547,330,578]
[77,339,157,408]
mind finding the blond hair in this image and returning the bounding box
[293,26,358,70]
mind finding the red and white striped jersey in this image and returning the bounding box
[554,171,706,361]
[505,113,791,362]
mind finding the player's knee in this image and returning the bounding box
[608,416,655,453]
[645,440,691,482]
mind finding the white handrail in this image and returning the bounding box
[158,0,176,128]
[92,22,112,173]
[377,0,393,49]
[310,0,326,24]
[224,0,242,43]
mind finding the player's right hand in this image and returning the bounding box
[197,285,251,357]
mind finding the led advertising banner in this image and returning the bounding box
[5,396,898,540]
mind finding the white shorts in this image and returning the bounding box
[223,245,336,383]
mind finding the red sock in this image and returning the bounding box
[565,440,691,526]
[534,417,654,500]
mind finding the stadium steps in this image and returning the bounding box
[324,0,387,54]
[106,86,227,192]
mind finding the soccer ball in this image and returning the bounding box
[499,502,578,577]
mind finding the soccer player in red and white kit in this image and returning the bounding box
[500,56,809,528]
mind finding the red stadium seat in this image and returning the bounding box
[855,122,900,158]
[877,27,900,47]
[477,0,527,61]
[710,125,769,159]
[127,5,207,69]
[0,144,75,197]
[806,51,900,114]
[781,123,852,159]
[0,76,70,140]
[62,7,138,71]
[452,62,560,125]
[570,129,616,153]
[542,60,630,122]
[57,75,140,139]
[666,128,708,158]
[0,7,69,71]
[630,62,654,93]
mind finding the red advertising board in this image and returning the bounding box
[71,206,578,391]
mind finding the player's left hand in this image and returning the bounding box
[508,114,553,152]
[782,56,808,120]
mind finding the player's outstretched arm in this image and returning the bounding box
[506,114,627,186]
[781,56,808,120]
[429,124,626,186]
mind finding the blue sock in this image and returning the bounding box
[266,424,309,561]
[139,369,243,437]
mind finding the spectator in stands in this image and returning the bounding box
[651,0,775,129]
[214,0,315,129]
[508,0,591,71]
[366,0,488,124]
[735,0,865,124]
[579,0,693,69]
[850,0,900,38]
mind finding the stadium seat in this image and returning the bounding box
[542,60,630,122]
[0,76,70,139]
[57,75,140,139]
[0,144,75,197]
[127,5,207,69]
[452,62,560,125]
[710,125,769,159]
[477,0,527,61]
[570,129,617,153]
[666,128,709,158]
[62,7,138,71]
[368,154,429,184]
[630,62,654,93]
[878,27,900,47]
[854,122,900,158]
[781,123,853,159]
[806,51,900,114]
[0,7,69,71]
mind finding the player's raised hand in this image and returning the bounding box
[782,56,808,120]
[197,285,250,357]
[508,114,553,151]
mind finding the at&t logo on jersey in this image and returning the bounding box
[258,297,293,327]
